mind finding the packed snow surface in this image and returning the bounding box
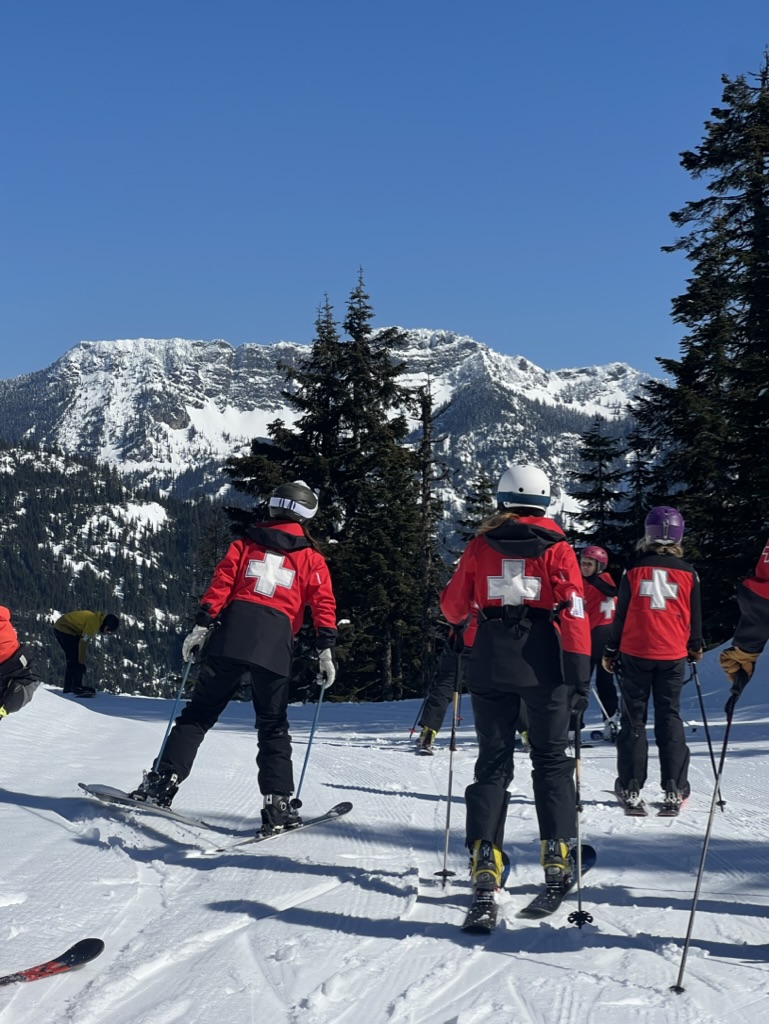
[0,648,766,1023]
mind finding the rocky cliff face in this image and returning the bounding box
[0,330,650,507]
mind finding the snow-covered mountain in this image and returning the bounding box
[0,331,650,504]
[0,647,765,1023]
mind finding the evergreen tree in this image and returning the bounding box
[633,58,769,640]
[226,273,427,700]
[567,417,625,546]
[455,468,497,545]
[412,385,452,695]
[612,423,662,562]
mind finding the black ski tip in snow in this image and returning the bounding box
[516,844,596,920]
[461,892,498,934]
[58,938,105,967]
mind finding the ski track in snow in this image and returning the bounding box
[0,657,766,1024]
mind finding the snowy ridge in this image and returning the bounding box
[0,332,651,502]
[0,646,765,1023]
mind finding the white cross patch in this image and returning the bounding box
[487,559,542,605]
[245,553,296,597]
[639,568,678,610]
[599,596,616,621]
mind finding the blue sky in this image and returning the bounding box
[0,1,764,379]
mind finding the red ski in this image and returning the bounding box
[0,938,105,986]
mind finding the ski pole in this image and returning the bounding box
[409,695,428,737]
[435,653,463,887]
[671,695,737,994]
[155,660,194,770]
[689,662,725,809]
[589,684,619,741]
[568,719,594,928]
[295,684,326,801]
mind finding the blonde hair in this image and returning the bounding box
[636,537,684,558]
[477,511,520,534]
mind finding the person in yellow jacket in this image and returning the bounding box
[52,611,120,696]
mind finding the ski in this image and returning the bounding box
[196,800,353,854]
[461,890,498,934]
[0,938,104,987]
[654,798,687,818]
[517,844,597,920]
[79,783,216,830]
[416,746,434,757]
[611,784,649,817]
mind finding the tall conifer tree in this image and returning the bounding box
[633,59,769,638]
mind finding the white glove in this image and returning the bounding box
[316,648,336,690]
[182,625,209,663]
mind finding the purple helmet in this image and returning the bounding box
[644,506,685,544]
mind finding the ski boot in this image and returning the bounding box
[130,769,180,808]
[615,777,647,815]
[417,727,437,755]
[540,839,571,888]
[659,779,690,815]
[260,794,302,836]
[470,840,504,891]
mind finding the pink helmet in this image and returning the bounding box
[581,545,608,573]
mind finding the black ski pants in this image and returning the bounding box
[465,681,575,849]
[419,648,528,736]
[419,647,465,733]
[616,653,690,791]
[156,654,295,796]
[53,629,86,693]
[591,625,618,718]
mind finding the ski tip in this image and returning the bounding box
[60,938,105,965]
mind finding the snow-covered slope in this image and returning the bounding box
[0,332,650,502]
[0,647,765,1024]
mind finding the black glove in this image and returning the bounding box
[569,689,589,732]
[601,648,618,675]
[447,628,465,655]
[570,691,589,716]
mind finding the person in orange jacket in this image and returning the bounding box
[0,607,42,721]
[440,464,591,895]
[131,481,338,836]
[52,610,120,696]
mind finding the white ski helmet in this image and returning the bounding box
[269,480,318,522]
[496,464,551,514]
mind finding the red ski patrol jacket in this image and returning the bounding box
[734,538,769,654]
[0,607,19,665]
[440,516,591,691]
[607,552,703,661]
[584,571,618,631]
[196,521,337,676]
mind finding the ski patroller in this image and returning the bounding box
[0,938,104,987]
